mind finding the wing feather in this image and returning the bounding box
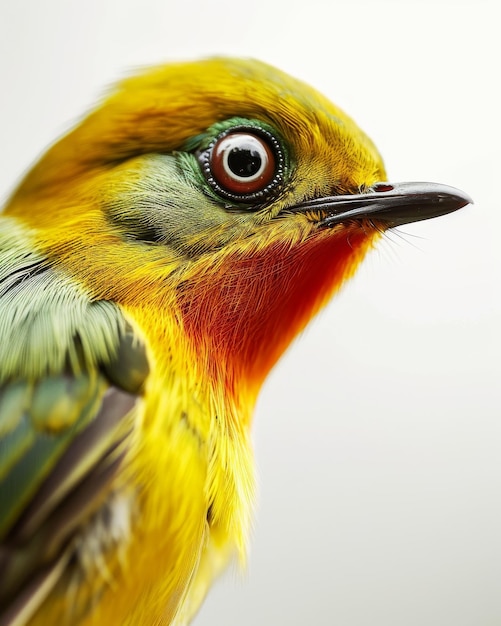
[0,233,149,626]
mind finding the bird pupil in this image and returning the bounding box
[227,147,261,178]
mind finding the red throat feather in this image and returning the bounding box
[179,225,378,396]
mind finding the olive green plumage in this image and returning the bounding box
[0,222,149,623]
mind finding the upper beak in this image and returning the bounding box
[290,182,472,228]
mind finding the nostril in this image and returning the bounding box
[373,183,394,193]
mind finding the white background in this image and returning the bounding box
[1,1,500,625]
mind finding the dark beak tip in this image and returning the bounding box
[375,181,472,204]
[374,181,473,227]
[456,191,474,207]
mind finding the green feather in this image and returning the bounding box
[0,220,125,383]
[0,218,149,622]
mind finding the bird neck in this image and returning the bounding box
[178,226,377,415]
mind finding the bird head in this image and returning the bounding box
[5,58,470,405]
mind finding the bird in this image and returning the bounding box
[0,58,471,626]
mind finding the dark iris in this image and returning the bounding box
[227,147,262,178]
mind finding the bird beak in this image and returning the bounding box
[290,182,472,228]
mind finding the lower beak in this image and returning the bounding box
[290,182,472,228]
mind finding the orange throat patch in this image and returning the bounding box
[179,224,379,399]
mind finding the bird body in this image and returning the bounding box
[0,59,470,625]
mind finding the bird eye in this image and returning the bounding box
[199,126,284,203]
